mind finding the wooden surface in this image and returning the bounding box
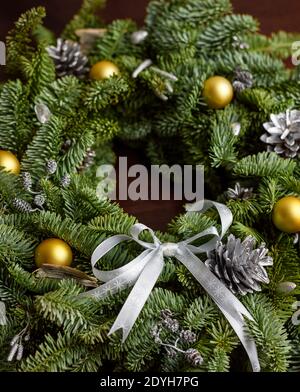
[1,1,299,230]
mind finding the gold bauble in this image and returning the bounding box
[90,60,120,80]
[35,238,73,268]
[203,76,234,109]
[0,150,20,175]
[272,196,300,233]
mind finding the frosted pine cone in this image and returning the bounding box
[78,148,96,171]
[260,110,300,158]
[47,39,89,78]
[12,198,33,213]
[206,235,273,296]
[185,349,203,367]
[226,183,253,201]
[21,172,32,191]
[46,159,57,175]
[233,67,253,93]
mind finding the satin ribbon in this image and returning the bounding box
[81,200,260,372]
[0,301,6,326]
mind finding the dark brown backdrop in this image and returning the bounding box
[1,1,299,230]
[1,0,300,37]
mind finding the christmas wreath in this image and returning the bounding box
[0,0,300,372]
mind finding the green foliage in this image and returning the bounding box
[233,152,296,177]
[243,294,291,372]
[6,7,46,75]
[0,0,299,374]
[0,80,32,154]
[62,0,106,40]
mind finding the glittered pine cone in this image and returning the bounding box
[47,39,89,78]
[205,234,273,295]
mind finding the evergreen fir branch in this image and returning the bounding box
[233,152,296,177]
[242,293,291,372]
[20,45,56,96]
[36,76,83,117]
[20,332,90,372]
[0,171,28,207]
[89,118,120,143]
[34,280,100,334]
[78,320,111,345]
[62,0,106,40]
[257,177,284,214]
[88,214,137,235]
[62,178,122,223]
[0,224,36,266]
[32,211,103,257]
[246,31,300,59]
[209,50,287,86]
[92,19,139,60]
[197,15,258,51]
[0,80,32,154]
[169,212,217,238]
[22,116,65,180]
[207,347,230,372]
[6,7,46,75]
[184,296,218,332]
[238,88,292,112]
[39,179,65,215]
[57,130,95,177]
[84,77,131,111]
[33,25,56,46]
[230,222,265,243]
[209,115,238,167]
[6,263,60,294]
[146,0,232,30]
[226,199,261,226]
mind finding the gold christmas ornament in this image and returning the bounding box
[35,238,73,268]
[272,196,300,233]
[0,150,20,175]
[89,60,120,80]
[203,76,234,109]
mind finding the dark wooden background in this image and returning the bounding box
[1,1,299,230]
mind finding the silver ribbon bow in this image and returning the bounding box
[81,200,260,372]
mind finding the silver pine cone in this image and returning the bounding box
[185,348,203,367]
[260,110,300,158]
[12,198,33,213]
[232,67,253,93]
[21,172,32,191]
[34,194,45,207]
[47,39,89,78]
[78,148,96,171]
[226,183,253,200]
[46,159,57,175]
[60,174,71,188]
[206,235,273,295]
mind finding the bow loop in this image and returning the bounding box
[130,223,161,249]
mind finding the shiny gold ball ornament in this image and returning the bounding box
[203,76,234,109]
[89,60,120,80]
[0,150,20,175]
[272,196,300,233]
[35,238,73,268]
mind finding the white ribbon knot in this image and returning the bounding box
[81,200,261,372]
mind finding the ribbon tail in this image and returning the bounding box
[176,247,260,372]
[108,248,164,342]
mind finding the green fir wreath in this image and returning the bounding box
[0,0,300,372]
